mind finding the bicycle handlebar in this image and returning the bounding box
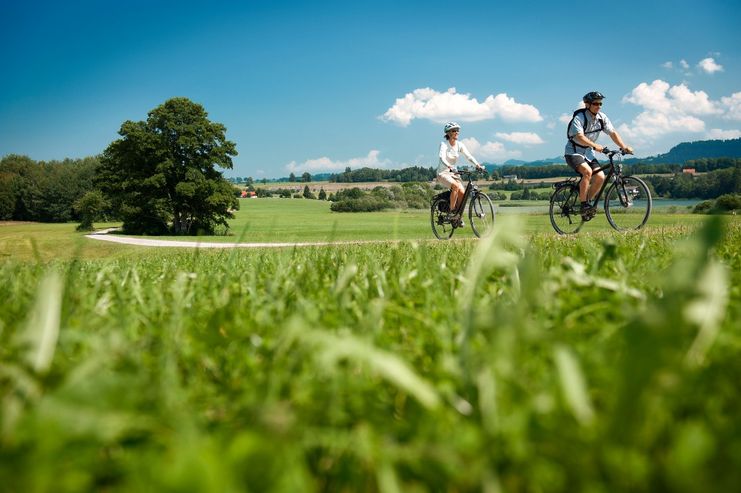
[602,148,632,157]
[454,167,485,177]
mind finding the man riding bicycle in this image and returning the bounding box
[437,122,485,227]
[564,91,634,219]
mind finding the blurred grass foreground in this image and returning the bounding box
[1,217,740,492]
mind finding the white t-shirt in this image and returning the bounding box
[437,139,480,174]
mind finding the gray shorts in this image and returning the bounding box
[564,154,599,172]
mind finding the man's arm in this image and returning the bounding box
[609,131,633,154]
[573,133,605,153]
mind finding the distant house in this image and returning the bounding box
[503,174,518,181]
[682,168,696,175]
[241,191,257,198]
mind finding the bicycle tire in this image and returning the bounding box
[604,176,652,231]
[431,197,455,240]
[468,192,496,238]
[549,184,584,235]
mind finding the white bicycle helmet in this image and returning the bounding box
[444,122,461,133]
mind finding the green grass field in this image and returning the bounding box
[1,203,740,491]
[0,197,718,262]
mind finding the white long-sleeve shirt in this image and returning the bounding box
[437,139,480,174]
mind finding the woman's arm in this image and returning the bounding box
[459,142,482,168]
[439,142,455,169]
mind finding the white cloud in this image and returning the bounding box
[285,150,391,174]
[721,92,741,121]
[680,59,690,70]
[622,80,721,116]
[380,87,542,126]
[698,57,723,74]
[494,132,545,145]
[617,79,737,145]
[706,128,741,140]
[618,111,706,141]
[559,113,573,124]
[461,137,522,161]
[662,61,673,69]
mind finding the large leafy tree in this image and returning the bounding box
[99,97,239,235]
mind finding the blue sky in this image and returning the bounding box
[1,0,740,178]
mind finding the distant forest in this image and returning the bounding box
[328,166,436,183]
[645,138,741,163]
[499,157,741,180]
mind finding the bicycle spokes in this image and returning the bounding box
[605,176,652,231]
[549,185,583,235]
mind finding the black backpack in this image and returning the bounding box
[567,108,605,153]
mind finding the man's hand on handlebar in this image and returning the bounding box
[602,147,634,156]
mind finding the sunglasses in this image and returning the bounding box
[450,129,460,132]
[591,102,603,106]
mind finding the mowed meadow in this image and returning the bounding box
[1,201,740,491]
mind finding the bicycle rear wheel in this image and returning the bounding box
[468,192,495,238]
[431,197,455,240]
[604,176,652,231]
[549,185,584,235]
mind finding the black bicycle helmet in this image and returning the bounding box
[583,91,606,103]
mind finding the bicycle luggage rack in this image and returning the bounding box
[553,177,579,188]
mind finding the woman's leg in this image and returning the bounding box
[450,182,465,212]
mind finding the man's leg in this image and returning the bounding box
[588,170,605,201]
[576,164,593,203]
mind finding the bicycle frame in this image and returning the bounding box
[577,153,621,208]
[451,177,477,216]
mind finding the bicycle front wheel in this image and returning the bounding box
[604,176,652,231]
[549,185,583,235]
[468,192,495,238]
[431,197,455,240]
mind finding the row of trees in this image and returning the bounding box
[330,184,434,212]
[498,157,741,181]
[643,165,741,199]
[0,155,98,222]
[329,166,437,183]
[256,185,328,200]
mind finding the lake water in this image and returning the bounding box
[494,198,702,215]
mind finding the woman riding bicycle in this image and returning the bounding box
[437,122,485,226]
[564,92,633,219]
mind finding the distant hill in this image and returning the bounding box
[485,138,741,168]
[641,138,741,163]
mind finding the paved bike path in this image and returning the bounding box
[85,229,404,249]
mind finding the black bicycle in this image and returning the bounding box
[431,169,496,239]
[549,149,652,235]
